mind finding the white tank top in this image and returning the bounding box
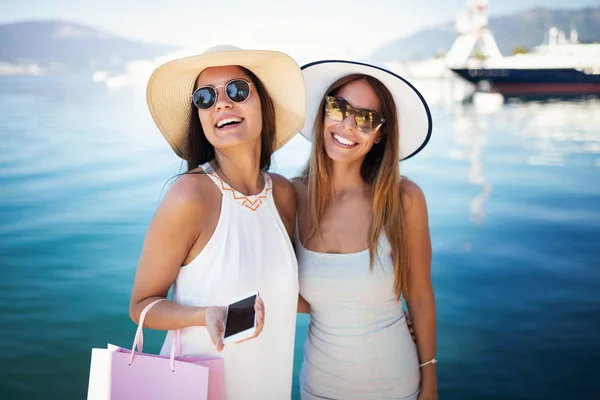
[160,162,299,400]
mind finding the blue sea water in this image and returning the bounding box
[1,75,599,399]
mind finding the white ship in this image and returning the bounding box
[445,0,600,97]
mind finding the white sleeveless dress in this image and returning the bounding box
[296,229,421,400]
[160,162,299,400]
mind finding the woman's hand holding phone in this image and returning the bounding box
[236,296,265,344]
[205,305,227,352]
[204,295,265,352]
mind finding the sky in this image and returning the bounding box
[1,0,599,59]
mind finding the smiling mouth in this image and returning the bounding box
[331,132,357,147]
[215,117,244,129]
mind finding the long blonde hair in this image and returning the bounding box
[300,74,409,300]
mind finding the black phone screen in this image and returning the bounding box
[223,294,257,338]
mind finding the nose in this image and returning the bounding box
[341,112,357,131]
[214,86,233,110]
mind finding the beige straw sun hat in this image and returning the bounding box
[146,45,306,159]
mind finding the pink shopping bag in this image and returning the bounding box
[108,339,224,399]
[87,299,224,400]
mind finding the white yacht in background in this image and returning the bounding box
[445,0,600,97]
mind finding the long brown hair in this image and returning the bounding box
[185,66,276,172]
[300,74,409,300]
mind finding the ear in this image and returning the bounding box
[374,132,384,144]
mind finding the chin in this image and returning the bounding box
[210,130,257,148]
[213,135,260,149]
[324,145,359,164]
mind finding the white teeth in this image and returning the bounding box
[216,117,242,128]
[333,134,355,146]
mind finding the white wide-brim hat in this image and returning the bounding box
[146,45,306,159]
[300,60,432,160]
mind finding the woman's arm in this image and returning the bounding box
[273,175,312,314]
[290,178,311,314]
[271,173,297,239]
[129,175,264,351]
[297,295,310,313]
[130,176,207,326]
[402,180,437,398]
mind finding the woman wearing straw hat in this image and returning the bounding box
[129,45,305,399]
[292,60,437,399]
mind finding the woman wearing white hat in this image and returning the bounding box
[293,60,437,399]
[129,45,305,399]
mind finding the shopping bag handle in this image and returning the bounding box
[129,298,182,371]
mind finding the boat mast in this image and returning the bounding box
[444,0,503,68]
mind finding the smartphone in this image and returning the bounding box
[222,291,259,345]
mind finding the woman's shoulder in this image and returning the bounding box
[290,176,308,198]
[160,170,219,214]
[268,173,297,209]
[399,177,427,214]
[144,171,220,237]
[268,173,297,234]
[268,172,292,189]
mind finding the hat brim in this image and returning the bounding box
[147,49,306,159]
[300,60,432,161]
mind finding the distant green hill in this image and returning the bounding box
[0,20,180,74]
[372,6,600,61]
